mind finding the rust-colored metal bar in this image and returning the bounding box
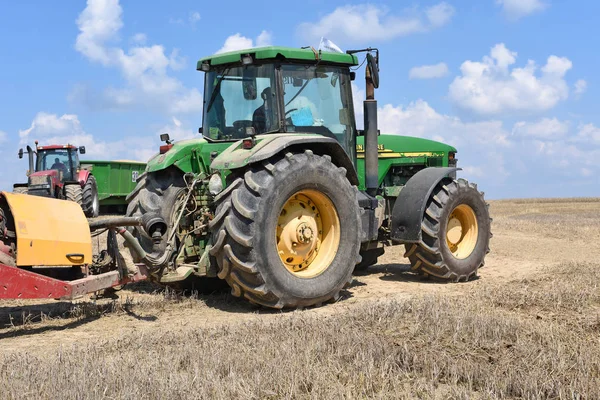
[0,263,149,300]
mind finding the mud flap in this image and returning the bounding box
[390,167,459,243]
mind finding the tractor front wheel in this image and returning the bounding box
[209,151,361,309]
[64,184,83,207]
[405,178,491,281]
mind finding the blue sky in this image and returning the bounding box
[0,0,598,199]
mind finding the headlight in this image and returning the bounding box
[208,173,223,195]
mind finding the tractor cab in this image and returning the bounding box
[33,144,85,182]
[199,47,359,161]
[15,143,87,199]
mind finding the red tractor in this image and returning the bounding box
[13,142,100,217]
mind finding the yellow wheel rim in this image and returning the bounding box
[276,190,340,278]
[446,204,478,259]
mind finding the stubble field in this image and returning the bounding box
[0,198,599,399]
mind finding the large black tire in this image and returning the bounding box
[209,150,361,309]
[12,187,28,195]
[64,184,83,206]
[82,175,100,218]
[404,178,491,281]
[125,168,185,259]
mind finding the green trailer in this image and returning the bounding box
[80,160,146,214]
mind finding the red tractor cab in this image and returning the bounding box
[13,142,100,217]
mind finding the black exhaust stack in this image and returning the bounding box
[26,145,34,176]
[363,52,379,197]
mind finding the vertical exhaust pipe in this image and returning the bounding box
[364,53,379,197]
[26,145,34,175]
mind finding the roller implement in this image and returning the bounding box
[1,46,491,307]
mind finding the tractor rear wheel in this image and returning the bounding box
[64,184,83,207]
[209,151,361,309]
[404,178,491,281]
[82,175,100,218]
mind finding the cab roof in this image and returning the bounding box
[37,144,77,151]
[197,46,359,70]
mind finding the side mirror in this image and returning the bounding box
[160,133,170,143]
[350,71,356,81]
[79,146,86,154]
[367,53,379,89]
[198,127,203,134]
[18,148,23,159]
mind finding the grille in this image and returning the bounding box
[29,175,49,186]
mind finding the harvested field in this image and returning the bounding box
[1,198,599,399]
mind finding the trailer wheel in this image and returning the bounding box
[82,175,100,218]
[405,178,491,281]
[64,184,83,207]
[209,151,361,309]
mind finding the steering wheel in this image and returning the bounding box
[284,108,298,116]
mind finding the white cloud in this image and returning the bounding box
[297,3,454,45]
[73,0,202,115]
[216,31,272,54]
[409,62,449,79]
[496,0,547,20]
[512,118,569,139]
[575,123,600,146]
[18,112,109,157]
[0,130,6,144]
[17,112,198,162]
[574,79,587,96]
[189,11,201,24]
[168,11,200,27]
[256,31,272,47]
[130,33,146,44]
[448,43,572,115]
[426,2,455,27]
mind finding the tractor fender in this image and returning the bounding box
[211,134,358,185]
[390,167,460,243]
[77,169,91,186]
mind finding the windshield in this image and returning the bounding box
[282,64,355,158]
[201,63,356,159]
[36,149,75,180]
[203,64,279,140]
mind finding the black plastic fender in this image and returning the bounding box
[390,167,460,243]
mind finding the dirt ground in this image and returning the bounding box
[1,198,599,356]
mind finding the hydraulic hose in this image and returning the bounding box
[89,217,142,231]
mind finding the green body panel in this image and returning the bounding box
[197,46,358,69]
[355,135,457,191]
[145,138,231,175]
[145,133,457,197]
[210,133,324,171]
[80,160,146,205]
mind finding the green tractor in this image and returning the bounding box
[126,46,491,309]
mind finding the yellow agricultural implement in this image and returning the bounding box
[0,192,153,299]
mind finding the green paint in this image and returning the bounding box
[355,135,456,191]
[145,138,231,174]
[197,46,358,69]
[80,160,146,205]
